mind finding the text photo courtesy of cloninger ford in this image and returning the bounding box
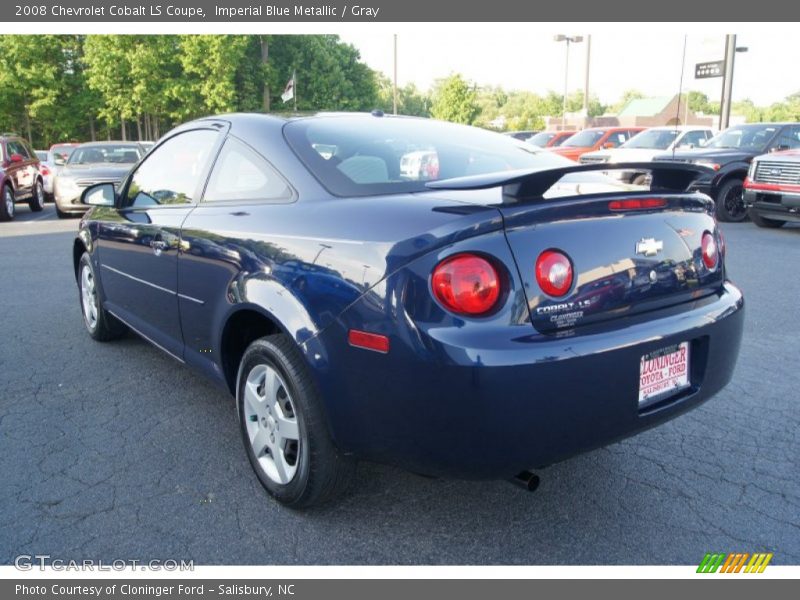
[0,21,798,584]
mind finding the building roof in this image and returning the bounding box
[617,96,674,117]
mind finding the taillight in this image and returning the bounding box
[608,198,667,211]
[535,250,573,297]
[431,253,501,316]
[701,231,718,270]
[39,165,50,176]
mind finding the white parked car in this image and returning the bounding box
[579,126,715,184]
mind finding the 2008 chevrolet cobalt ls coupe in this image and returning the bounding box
[73,113,744,507]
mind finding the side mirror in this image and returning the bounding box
[9,153,23,163]
[80,182,116,207]
[53,155,66,166]
[770,144,790,153]
[603,142,615,149]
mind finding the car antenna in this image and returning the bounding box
[673,35,688,160]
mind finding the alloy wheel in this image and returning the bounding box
[80,264,98,330]
[243,363,301,485]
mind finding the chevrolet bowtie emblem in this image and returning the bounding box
[636,238,663,257]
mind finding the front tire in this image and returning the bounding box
[28,180,45,212]
[0,185,15,221]
[78,253,127,341]
[715,179,748,222]
[237,334,354,508]
[749,209,785,228]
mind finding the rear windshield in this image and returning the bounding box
[284,116,572,197]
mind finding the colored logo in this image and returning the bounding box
[697,552,773,573]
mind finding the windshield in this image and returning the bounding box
[526,132,557,147]
[67,145,141,165]
[562,130,605,148]
[35,151,48,161]
[622,129,679,150]
[285,116,574,196]
[704,125,778,151]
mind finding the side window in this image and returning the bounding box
[8,140,30,159]
[204,137,292,203]
[774,126,800,150]
[124,130,218,208]
[681,130,707,147]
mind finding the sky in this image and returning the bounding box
[340,31,796,107]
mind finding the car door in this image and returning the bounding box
[177,135,295,373]
[6,139,35,198]
[94,128,223,359]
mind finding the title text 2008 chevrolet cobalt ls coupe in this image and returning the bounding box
[73,114,744,507]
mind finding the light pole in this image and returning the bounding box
[719,35,749,130]
[554,35,584,130]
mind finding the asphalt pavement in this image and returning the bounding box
[1,203,798,565]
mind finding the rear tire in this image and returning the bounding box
[28,180,45,212]
[0,185,15,221]
[749,209,785,229]
[237,334,354,508]
[715,179,748,222]
[78,253,127,341]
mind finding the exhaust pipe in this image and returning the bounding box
[510,470,540,492]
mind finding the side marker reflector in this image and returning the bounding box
[348,330,390,353]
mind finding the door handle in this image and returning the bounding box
[150,239,169,255]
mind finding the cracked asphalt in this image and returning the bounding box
[1,203,798,565]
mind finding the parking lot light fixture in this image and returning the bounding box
[554,35,584,129]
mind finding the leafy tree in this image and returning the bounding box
[430,74,479,124]
[375,75,430,116]
[266,35,377,111]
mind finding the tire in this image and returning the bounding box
[715,179,748,222]
[77,253,127,341]
[0,184,15,221]
[28,179,45,212]
[237,334,354,508]
[749,208,785,229]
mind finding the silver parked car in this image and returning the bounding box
[54,141,145,218]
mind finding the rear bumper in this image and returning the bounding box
[744,187,800,222]
[310,282,744,478]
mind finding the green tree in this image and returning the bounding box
[375,75,430,116]
[266,35,377,111]
[430,74,479,124]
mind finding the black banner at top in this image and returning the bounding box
[3,0,800,22]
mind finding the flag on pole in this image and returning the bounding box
[281,72,295,103]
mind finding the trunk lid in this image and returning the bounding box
[499,194,724,332]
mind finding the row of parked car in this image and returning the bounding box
[4,122,800,228]
[507,122,800,226]
[0,134,152,221]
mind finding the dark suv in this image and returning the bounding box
[0,134,45,221]
[653,123,800,222]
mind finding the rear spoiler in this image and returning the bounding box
[426,161,711,200]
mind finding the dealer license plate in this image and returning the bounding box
[638,342,690,406]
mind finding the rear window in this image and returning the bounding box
[284,116,572,197]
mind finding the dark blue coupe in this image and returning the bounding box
[73,113,744,507]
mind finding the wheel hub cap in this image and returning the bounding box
[243,364,300,485]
